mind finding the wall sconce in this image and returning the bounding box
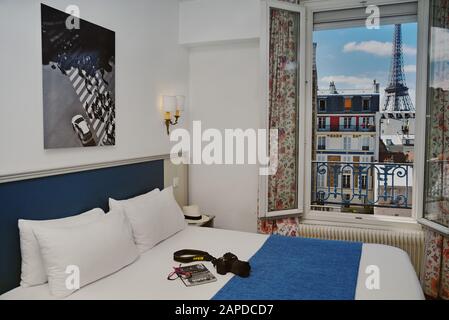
[163,95,185,135]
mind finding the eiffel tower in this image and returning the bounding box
[383,24,415,114]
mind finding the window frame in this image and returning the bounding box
[344,96,353,112]
[317,136,326,150]
[416,0,449,235]
[259,0,427,230]
[318,116,326,129]
[343,174,351,189]
[302,0,425,231]
[362,97,371,111]
[258,0,307,218]
[361,136,370,151]
[361,117,368,127]
[319,98,327,111]
[361,175,368,190]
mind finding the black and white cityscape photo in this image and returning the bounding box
[41,4,115,148]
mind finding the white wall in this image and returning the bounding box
[188,41,260,233]
[0,0,262,233]
[179,0,260,45]
[0,0,189,175]
[180,0,263,233]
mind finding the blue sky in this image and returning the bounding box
[313,23,417,104]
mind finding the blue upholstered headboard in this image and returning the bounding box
[0,159,164,295]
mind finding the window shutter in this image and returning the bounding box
[313,2,418,31]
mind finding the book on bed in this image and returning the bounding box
[179,264,217,287]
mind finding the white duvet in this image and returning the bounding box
[0,226,424,300]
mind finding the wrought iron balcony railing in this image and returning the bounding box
[317,125,376,132]
[312,161,413,209]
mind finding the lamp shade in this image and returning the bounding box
[176,95,185,111]
[162,96,176,113]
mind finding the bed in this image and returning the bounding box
[0,226,424,300]
[0,159,424,300]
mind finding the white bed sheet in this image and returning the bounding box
[0,226,424,300]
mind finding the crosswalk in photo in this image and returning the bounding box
[67,68,115,146]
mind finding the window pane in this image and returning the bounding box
[424,0,449,228]
[312,21,416,217]
[267,8,299,212]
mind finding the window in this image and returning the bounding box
[317,173,325,188]
[319,99,326,111]
[361,117,370,129]
[262,1,423,223]
[318,136,326,150]
[344,97,352,111]
[343,175,351,188]
[310,1,417,219]
[316,155,326,188]
[343,137,351,150]
[423,0,449,234]
[259,1,305,218]
[361,175,368,190]
[362,98,370,111]
[362,137,370,151]
[318,117,326,129]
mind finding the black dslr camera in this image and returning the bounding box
[213,252,251,278]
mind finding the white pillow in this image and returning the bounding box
[109,186,186,253]
[18,208,104,287]
[33,208,139,298]
[115,188,160,203]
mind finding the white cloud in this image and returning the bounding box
[343,41,417,57]
[404,65,416,73]
[426,28,449,89]
[430,27,449,62]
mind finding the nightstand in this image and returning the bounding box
[187,215,215,228]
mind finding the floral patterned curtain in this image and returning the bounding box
[422,0,449,300]
[267,7,299,212]
[259,0,303,235]
[422,230,449,299]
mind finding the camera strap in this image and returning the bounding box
[173,249,216,264]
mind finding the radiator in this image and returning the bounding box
[298,224,425,276]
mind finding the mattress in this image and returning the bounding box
[0,226,424,300]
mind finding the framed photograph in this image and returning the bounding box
[41,4,115,148]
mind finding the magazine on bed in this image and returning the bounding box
[179,264,217,287]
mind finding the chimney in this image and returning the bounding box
[373,79,380,93]
[329,81,337,94]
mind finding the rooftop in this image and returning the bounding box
[318,89,381,96]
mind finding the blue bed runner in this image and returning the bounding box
[212,235,363,300]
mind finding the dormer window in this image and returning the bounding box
[319,99,326,111]
[344,97,352,112]
[362,98,370,111]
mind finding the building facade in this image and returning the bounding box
[314,81,380,212]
